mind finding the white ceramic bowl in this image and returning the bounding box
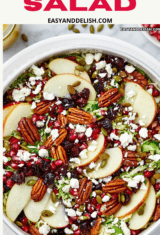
[3,34,160,235]
[139,24,160,48]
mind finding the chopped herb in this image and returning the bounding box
[142,140,160,154]
[10,72,29,89]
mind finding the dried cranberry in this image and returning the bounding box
[62,139,74,150]
[79,221,89,235]
[76,98,87,108]
[122,193,130,205]
[62,98,75,110]
[80,88,90,100]
[97,117,112,131]
[92,183,102,191]
[71,145,80,157]
[71,169,79,179]
[3,183,10,193]
[39,159,50,172]
[43,173,55,186]
[70,91,79,100]
[157,114,160,124]
[58,164,68,176]
[11,172,25,185]
[94,81,104,94]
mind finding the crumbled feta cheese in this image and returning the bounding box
[140,183,147,190]
[94,53,102,61]
[123,175,145,188]
[36,120,45,128]
[17,150,31,161]
[130,123,138,129]
[92,191,96,197]
[85,127,93,137]
[32,83,42,95]
[69,123,74,129]
[72,224,78,231]
[70,158,81,164]
[120,133,133,148]
[70,178,79,188]
[125,65,135,73]
[75,139,79,143]
[55,100,62,105]
[147,88,153,95]
[120,221,130,235]
[12,87,31,102]
[91,211,97,218]
[76,210,83,216]
[45,127,51,133]
[96,61,106,70]
[49,206,56,214]
[102,195,110,202]
[65,208,76,217]
[29,76,42,85]
[51,129,59,141]
[127,145,136,151]
[85,54,94,65]
[103,176,112,183]
[110,133,119,141]
[79,149,88,159]
[47,188,52,194]
[39,223,50,235]
[61,110,67,115]
[64,228,73,234]
[148,154,160,162]
[105,228,115,234]
[3,156,8,163]
[110,79,118,88]
[154,134,160,141]
[67,172,71,178]
[99,73,107,78]
[32,65,44,76]
[31,101,36,109]
[88,145,97,152]
[139,120,145,126]
[89,162,96,169]
[62,185,70,193]
[39,149,49,158]
[105,63,113,78]
[126,90,135,99]
[112,217,119,224]
[75,124,86,133]
[43,92,55,100]
[92,140,98,146]
[139,128,148,138]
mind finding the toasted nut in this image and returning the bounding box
[68,24,75,30]
[151,177,156,185]
[90,25,94,34]
[67,85,76,94]
[21,34,28,42]
[51,191,56,203]
[75,65,85,71]
[15,221,23,227]
[108,24,114,29]
[96,195,102,204]
[41,210,53,217]
[95,190,102,195]
[119,71,127,78]
[97,24,104,32]
[82,24,87,28]
[26,180,37,186]
[72,81,81,87]
[112,67,117,73]
[73,28,80,33]
[92,70,99,79]
[121,194,125,203]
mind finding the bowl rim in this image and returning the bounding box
[3,34,160,235]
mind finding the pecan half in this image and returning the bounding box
[51,145,68,164]
[100,198,122,216]
[102,179,127,194]
[76,178,93,204]
[31,178,47,202]
[19,117,40,145]
[29,225,42,235]
[98,88,122,107]
[124,71,148,87]
[34,100,56,115]
[67,108,93,125]
[91,218,102,235]
[45,128,67,148]
[153,204,160,221]
[123,151,138,167]
[57,114,68,128]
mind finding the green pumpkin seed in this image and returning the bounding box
[73,28,80,33]
[25,96,33,102]
[101,127,108,136]
[79,205,85,212]
[118,193,121,203]
[96,116,104,121]
[106,193,111,197]
[72,81,81,87]
[136,142,142,153]
[68,24,75,30]
[15,221,23,227]
[12,130,21,136]
[51,191,56,203]
[145,159,152,163]
[119,87,125,97]
[75,65,85,72]
[151,177,156,185]
[79,58,86,66]
[95,190,102,195]
[136,152,146,158]
[99,153,110,160]
[71,201,76,207]
[21,34,28,42]
[75,70,80,76]
[96,195,102,204]
[153,173,160,179]
[121,103,131,107]
[86,167,94,173]
[14,135,22,140]
[3,136,11,141]
[90,25,94,34]
[136,158,142,162]
[41,210,53,217]
[100,159,108,168]
[21,141,28,146]
[108,24,114,29]
[4,140,10,151]
[82,24,87,28]
[20,145,30,152]
[113,75,122,82]
[119,71,127,78]
[97,24,104,32]
[26,180,36,186]
[121,194,125,203]
[78,216,88,221]
[92,70,99,79]
[112,67,117,73]
[67,85,76,94]
[137,203,146,216]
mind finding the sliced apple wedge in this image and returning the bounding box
[49,58,91,83]
[43,74,96,101]
[85,147,123,179]
[123,82,157,127]
[24,191,50,223]
[115,179,150,218]
[3,103,15,121]
[72,134,105,168]
[129,185,156,230]
[3,103,32,137]
[6,176,37,222]
[41,197,69,228]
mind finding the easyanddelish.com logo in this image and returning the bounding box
[24,0,136,11]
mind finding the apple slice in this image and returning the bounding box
[24,191,50,223]
[3,103,15,121]
[115,179,150,218]
[72,134,105,168]
[129,185,156,230]
[85,147,123,179]
[123,82,157,127]
[6,176,37,222]
[49,58,91,83]
[3,103,32,137]
[41,197,69,228]
[43,74,96,101]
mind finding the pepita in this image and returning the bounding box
[97,24,104,32]
[119,87,125,96]
[96,116,104,121]
[90,25,94,34]
[82,24,87,28]
[151,177,156,185]
[68,24,75,30]
[73,28,80,33]
[67,85,76,94]
[112,67,117,73]
[72,81,81,87]
[79,58,86,66]
[12,130,21,136]
[51,191,56,203]
[99,153,110,160]
[21,141,28,146]
[108,24,114,29]
[100,159,108,168]
[78,216,88,220]
[26,180,36,186]
[3,136,11,141]
[122,103,131,107]
[113,75,122,82]
[86,167,94,173]
[41,210,53,217]
[136,142,142,153]
[121,194,125,203]
[20,145,30,152]
[96,195,102,204]
[74,69,80,76]
[79,205,85,212]
[136,158,142,162]
[145,159,152,163]
[92,70,99,79]
[119,71,127,78]
[25,96,33,102]
[95,190,102,195]
[101,127,108,136]
[15,221,23,227]
[153,173,160,179]
[75,65,85,72]
[21,34,28,42]
[137,203,146,216]
[14,135,22,140]
[118,193,121,203]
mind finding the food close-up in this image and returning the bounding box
[3,52,160,235]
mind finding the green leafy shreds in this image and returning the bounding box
[156,191,160,198]
[83,101,99,113]
[27,144,39,154]
[103,215,114,225]
[7,157,11,162]
[55,178,73,201]
[33,93,42,102]
[142,140,160,154]
[112,226,124,235]
[10,72,29,89]
[28,220,31,225]
[135,67,151,80]
[5,166,14,172]
[3,190,10,213]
